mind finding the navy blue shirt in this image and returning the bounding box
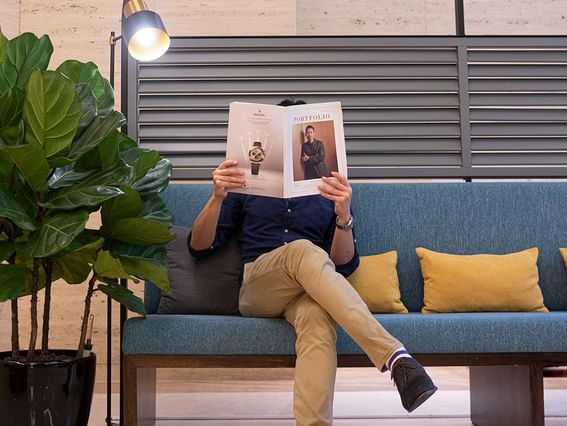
[189,193,359,277]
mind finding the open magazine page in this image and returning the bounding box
[284,101,347,198]
[226,102,286,198]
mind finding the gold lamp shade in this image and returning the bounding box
[122,0,170,61]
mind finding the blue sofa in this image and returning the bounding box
[123,182,567,426]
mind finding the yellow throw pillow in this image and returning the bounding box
[347,251,408,313]
[416,247,548,313]
[559,248,567,268]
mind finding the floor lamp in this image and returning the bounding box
[107,1,170,424]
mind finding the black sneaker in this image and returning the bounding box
[391,357,438,412]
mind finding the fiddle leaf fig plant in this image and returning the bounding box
[0,31,174,362]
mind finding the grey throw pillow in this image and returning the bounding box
[157,225,243,315]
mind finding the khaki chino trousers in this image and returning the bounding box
[239,239,403,426]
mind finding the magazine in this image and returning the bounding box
[226,101,347,198]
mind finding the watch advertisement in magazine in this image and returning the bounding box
[226,101,347,198]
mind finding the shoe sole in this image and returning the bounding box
[407,386,438,412]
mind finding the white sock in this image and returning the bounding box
[387,347,412,371]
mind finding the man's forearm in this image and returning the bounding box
[330,225,355,266]
[189,195,224,250]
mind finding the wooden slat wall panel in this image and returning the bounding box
[127,36,567,179]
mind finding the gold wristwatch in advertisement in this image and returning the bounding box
[248,141,266,175]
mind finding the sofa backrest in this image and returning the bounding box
[148,182,567,313]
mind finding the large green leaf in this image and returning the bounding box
[42,185,123,210]
[110,241,168,269]
[134,149,160,182]
[0,188,36,230]
[43,162,134,210]
[57,60,114,117]
[110,241,169,291]
[0,31,8,62]
[101,186,141,226]
[77,162,134,187]
[97,281,145,316]
[66,110,125,161]
[0,87,25,127]
[132,158,172,197]
[52,230,102,283]
[12,168,38,219]
[99,130,133,171]
[118,133,137,152]
[122,257,169,292]
[62,229,103,254]
[139,196,173,228]
[106,218,174,245]
[0,264,28,301]
[0,241,16,262]
[75,83,97,135]
[47,165,96,189]
[93,250,132,279]
[25,209,89,257]
[52,250,94,284]
[0,136,49,192]
[0,33,53,91]
[0,121,23,146]
[23,69,81,158]
[0,154,13,191]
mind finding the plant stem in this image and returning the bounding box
[11,299,20,360]
[27,258,40,362]
[6,250,20,360]
[77,272,97,358]
[4,225,20,359]
[41,260,53,356]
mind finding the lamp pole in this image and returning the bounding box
[107,2,170,423]
[455,0,466,36]
[107,31,122,426]
[108,30,130,426]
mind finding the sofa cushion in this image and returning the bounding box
[157,225,242,315]
[347,251,408,313]
[416,247,548,313]
[559,248,567,267]
[123,312,567,355]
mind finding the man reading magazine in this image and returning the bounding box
[188,99,437,426]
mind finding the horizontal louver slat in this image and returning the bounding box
[150,48,458,64]
[468,49,567,63]
[138,123,461,139]
[469,93,567,106]
[470,108,567,121]
[138,108,461,123]
[471,122,567,136]
[138,78,459,93]
[469,78,567,92]
[472,152,567,166]
[471,137,567,151]
[139,64,456,79]
[138,94,461,108]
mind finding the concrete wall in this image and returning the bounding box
[0,0,565,387]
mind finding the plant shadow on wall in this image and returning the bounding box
[0,31,173,425]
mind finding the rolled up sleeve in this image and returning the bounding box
[188,192,243,258]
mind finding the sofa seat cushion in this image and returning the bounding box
[123,312,567,355]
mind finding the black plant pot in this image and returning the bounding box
[0,350,96,426]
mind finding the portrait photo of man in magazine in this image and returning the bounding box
[292,120,339,182]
